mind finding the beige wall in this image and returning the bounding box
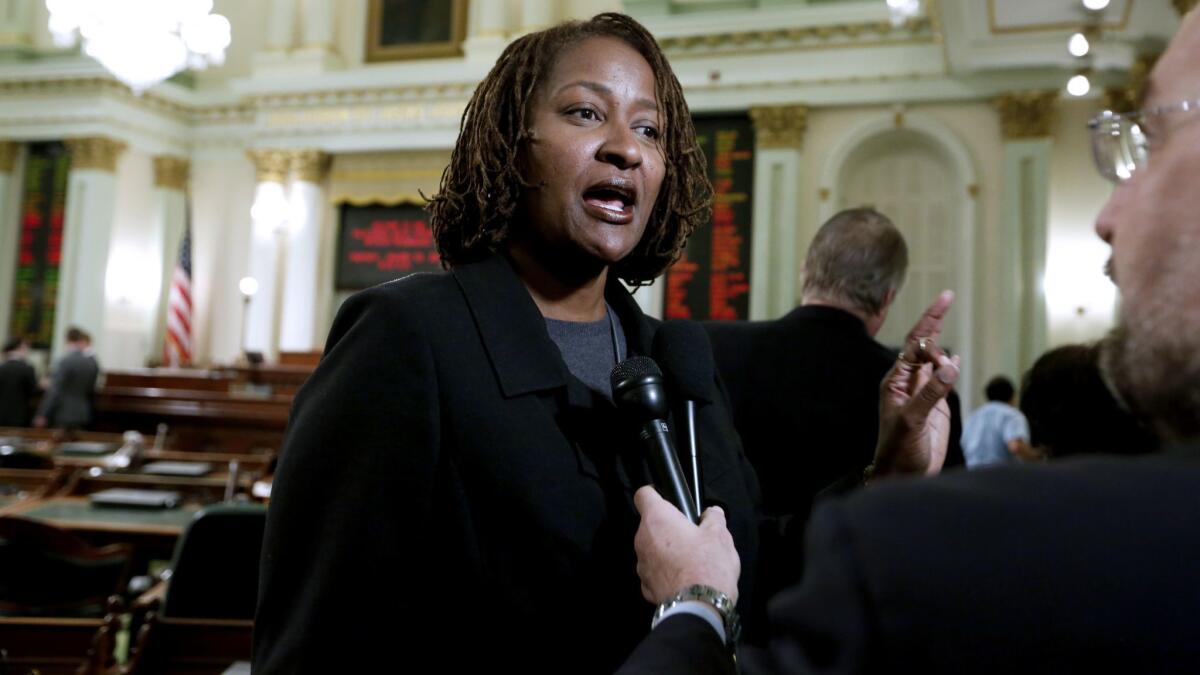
[1046,97,1118,348]
[102,149,159,369]
[191,155,257,365]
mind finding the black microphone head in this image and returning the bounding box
[652,320,715,404]
[610,356,669,422]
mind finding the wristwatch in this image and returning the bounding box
[652,584,742,645]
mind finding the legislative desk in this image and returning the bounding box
[1,495,199,563]
[0,428,274,503]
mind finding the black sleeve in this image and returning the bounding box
[739,501,878,675]
[253,284,443,674]
[616,614,735,675]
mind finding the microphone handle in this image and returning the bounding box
[640,419,700,524]
[683,400,703,515]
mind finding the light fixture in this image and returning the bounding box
[46,0,231,94]
[1067,73,1092,97]
[1082,0,1110,10]
[239,277,260,298]
[1068,32,1091,57]
[885,0,921,27]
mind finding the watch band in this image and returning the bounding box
[652,584,742,645]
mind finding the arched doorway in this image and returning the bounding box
[820,114,977,405]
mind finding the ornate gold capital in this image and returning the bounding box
[289,149,331,183]
[153,156,190,191]
[1173,0,1197,16]
[1102,53,1159,113]
[247,149,290,183]
[0,141,19,173]
[994,91,1058,140]
[66,136,127,172]
[749,105,809,150]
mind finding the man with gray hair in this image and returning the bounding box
[705,208,909,522]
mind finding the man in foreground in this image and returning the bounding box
[622,8,1200,673]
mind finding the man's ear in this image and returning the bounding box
[882,287,897,310]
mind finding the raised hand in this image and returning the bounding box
[872,290,962,479]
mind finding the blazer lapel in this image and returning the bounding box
[452,254,569,399]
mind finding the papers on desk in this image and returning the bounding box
[141,461,214,477]
[58,442,119,456]
[89,488,182,509]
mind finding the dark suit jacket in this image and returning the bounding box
[0,357,38,427]
[254,253,766,674]
[705,306,895,521]
[36,349,98,429]
[619,451,1200,674]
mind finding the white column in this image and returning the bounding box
[464,0,507,62]
[150,156,189,365]
[0,0,35,51]
[520,0,555,34]
[748,106,807,321]
[245,150,290,362]
[301,0,334,48]
[278,150,328,353]
[995,92,1055,378]
[55,137,126,361]
[0,141,20,341]
[266,0,297,51]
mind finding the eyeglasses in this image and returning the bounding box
[1088,98,1200,184]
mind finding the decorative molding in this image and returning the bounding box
[1174,0,1198,16]
[247,149,291,183]
[0,141,19,172]
[289,149,331,183]
[656,17,936,56]
[65,136,127,172]
[749,105,809,150]
[994,90,1058,140]
[153,156,190,191]
[987,0,1134,34]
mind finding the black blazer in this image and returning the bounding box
[0,357,38,427]
[254,254,765,674]
[619,450,1200,674]
[705,306,896,521]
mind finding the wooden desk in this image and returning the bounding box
[93,388,290,453]
[2,496,199,563]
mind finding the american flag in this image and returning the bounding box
[163,220,193,367]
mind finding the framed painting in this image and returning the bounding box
[366,0,469,62]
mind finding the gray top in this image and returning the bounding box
[544,304,627,399]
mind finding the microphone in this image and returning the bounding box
[653,321,715,515]
[610,356,700,524]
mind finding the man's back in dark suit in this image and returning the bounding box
[705,305,895,520]
[621,452,1200,674]
[0,357,38,427]
[37,349,99,429]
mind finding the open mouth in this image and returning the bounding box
[582,181,637,222]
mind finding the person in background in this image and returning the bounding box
[0,337,38,427]
[1020,343,1157,459]
[33,327,99,431]
[960,375,1038,468]
[704,208,909,521]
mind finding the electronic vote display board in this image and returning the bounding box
[663,115,755,320]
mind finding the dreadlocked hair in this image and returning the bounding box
[426,12,712,287]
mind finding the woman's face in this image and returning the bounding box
[518,36,666,273]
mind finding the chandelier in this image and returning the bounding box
[46,0,231,94]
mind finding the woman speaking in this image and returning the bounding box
[254,13,764,674]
